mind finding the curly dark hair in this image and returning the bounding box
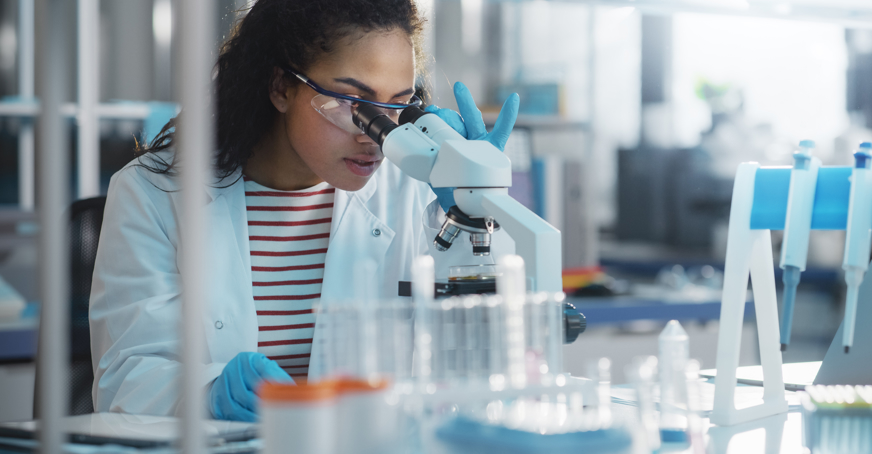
[136,0,427,181]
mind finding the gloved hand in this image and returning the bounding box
[209,352,294,422]
[424,81,520,212]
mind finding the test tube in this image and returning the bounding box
[627,356,660,452]
[659,320,689,444]
[453,298,464,378]
[684,360,706,454]
[355,260,379,379]
[462,295,484,379]
[412,256,434,382]
[486,294,505,385]
[498,255,527,389]
[468,297,485,379]
[586,357,612,430]
[546,292,565,376]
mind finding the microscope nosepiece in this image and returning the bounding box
[434,221,462,251]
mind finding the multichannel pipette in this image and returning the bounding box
[841,142,872,354]
[779,140,821,351]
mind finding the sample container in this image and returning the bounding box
[259,381,339,454]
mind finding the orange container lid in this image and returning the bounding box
[334,377,390,393]
[258,380,338,402]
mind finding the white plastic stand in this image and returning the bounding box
[711,162,788,426]
[707,412,789,454]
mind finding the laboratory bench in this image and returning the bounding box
[0,387,813,454]
[0,296,754,364]
[570,297,753,326]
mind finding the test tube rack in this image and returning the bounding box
[713,161,868,426]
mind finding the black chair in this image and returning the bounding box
[34,196,107,417]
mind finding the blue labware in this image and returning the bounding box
[778,140,820,351]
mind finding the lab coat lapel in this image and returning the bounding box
[309,174,395,380]
[171,172,258,362]
[322,175,385,299]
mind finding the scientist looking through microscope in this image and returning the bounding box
[88,0,520,422]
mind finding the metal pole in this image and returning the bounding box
[583,3,599,266]
[18,0,35,211]
[176,0,214,452]
[77,0,100,199]
[35,0,69,452]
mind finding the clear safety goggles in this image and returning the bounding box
[283,66,422,135]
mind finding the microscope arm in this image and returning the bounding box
[480,192,562,292]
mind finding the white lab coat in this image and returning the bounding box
[89,150,512,416]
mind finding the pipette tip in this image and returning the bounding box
[781,343,787,352]
[845,346,850,354]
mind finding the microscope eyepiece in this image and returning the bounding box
[352,104,397,146]
[398,105,431,125]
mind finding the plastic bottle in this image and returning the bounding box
[259,381,338,454]
[658,320,689,444]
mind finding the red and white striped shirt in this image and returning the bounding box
[244,177,334,380]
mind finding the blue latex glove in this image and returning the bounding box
[209,352,294,422]
[424,81,520,212]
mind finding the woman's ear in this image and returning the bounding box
[268,67,293,113]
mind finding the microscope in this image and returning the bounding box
[353,103,585,343]
[353,104,562,292]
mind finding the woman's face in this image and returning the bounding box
[276,29,416,191]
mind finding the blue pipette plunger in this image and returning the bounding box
[779,140,820,352]
[841,142,872,353]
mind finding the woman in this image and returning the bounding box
[89,0,519,421]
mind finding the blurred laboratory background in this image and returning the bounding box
[1,0,871,423]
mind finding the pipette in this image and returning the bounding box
[779,140,821,351]
[841,142,872,354]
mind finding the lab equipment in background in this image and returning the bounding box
[712,162,789,426]
[801,385,872,454]
[354,103,561,292]
[0,275,26,320]
[495,83,561,116]
[841,142,872,354]
[658,320,689,444]
[617,146,733,250]
[779,140,821,352]
[714,154,872,424]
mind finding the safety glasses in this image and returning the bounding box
[282,66,422,135]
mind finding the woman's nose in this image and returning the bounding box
[355,133,377,146]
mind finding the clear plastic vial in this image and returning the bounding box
[658,320,689,443]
